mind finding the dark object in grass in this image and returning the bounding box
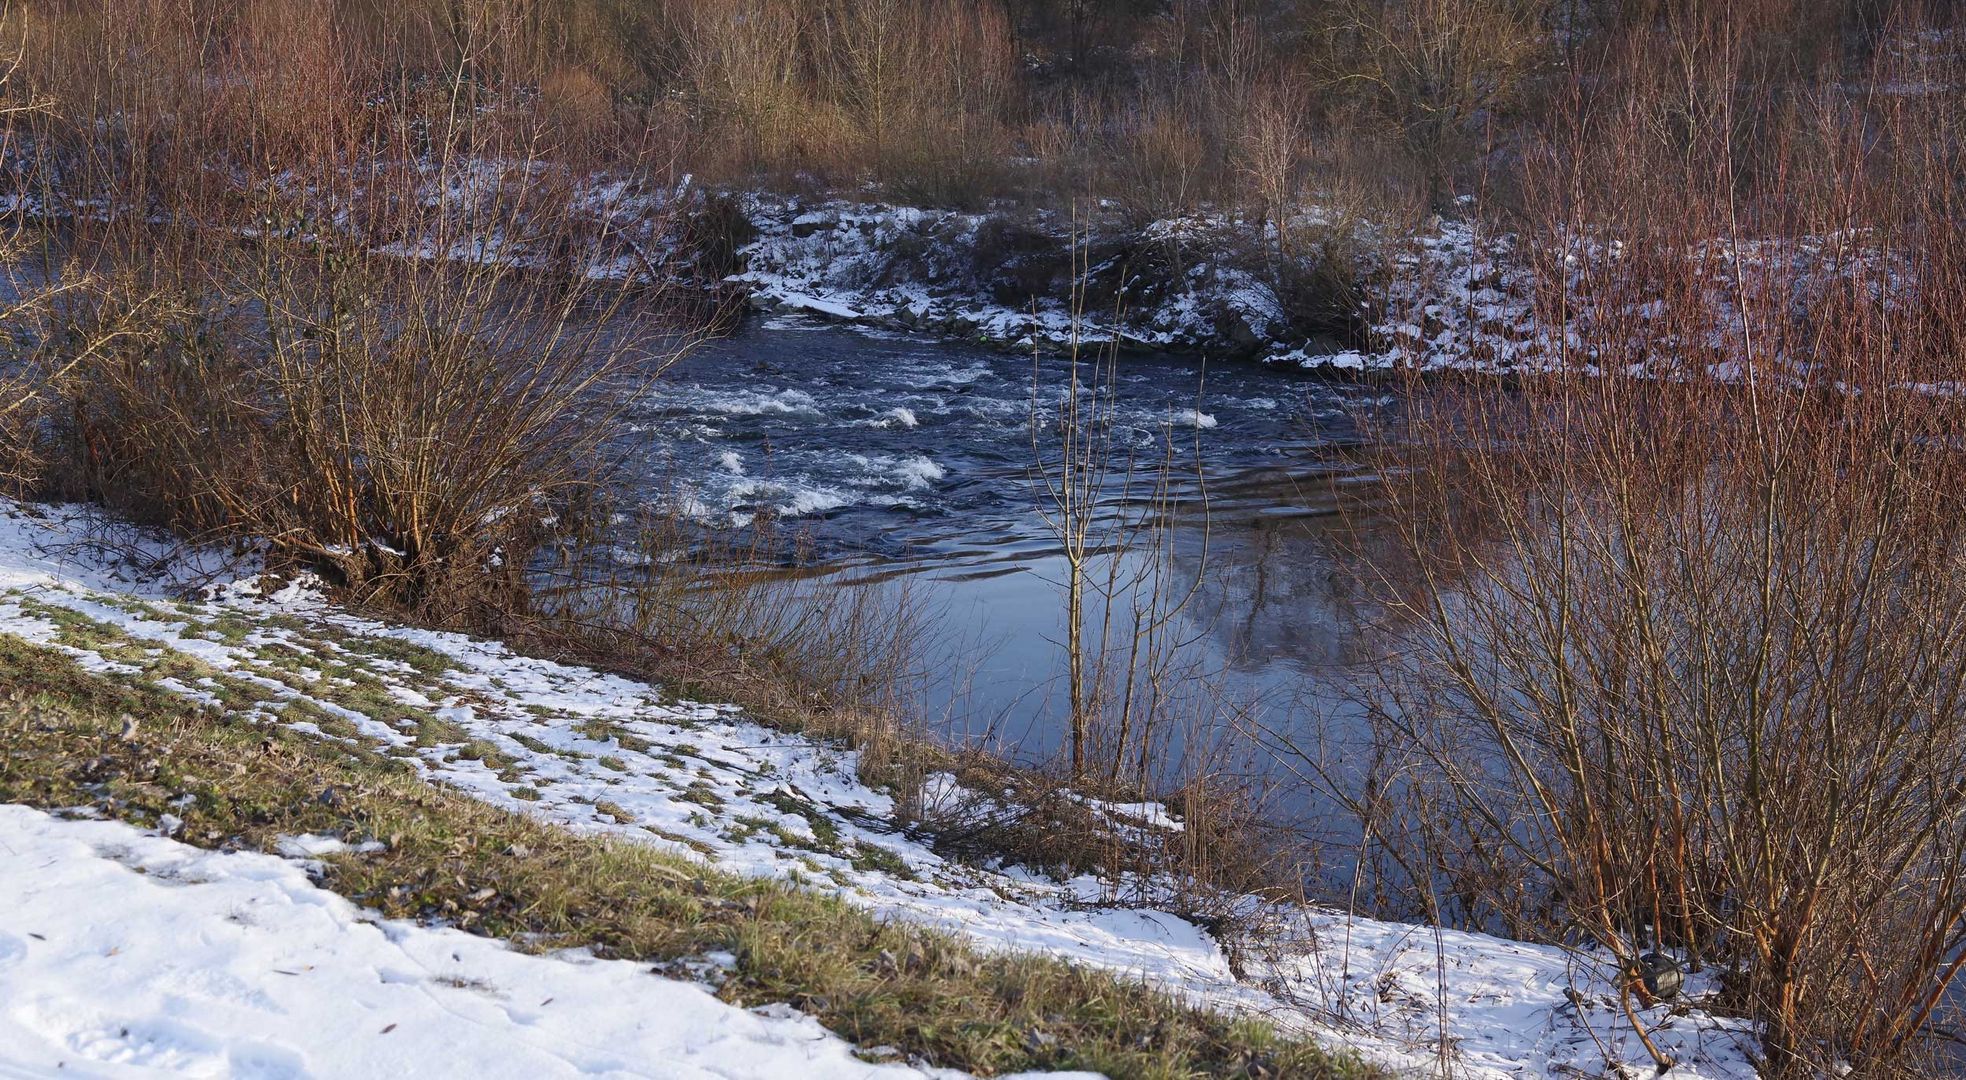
[1639,952,1684,1002]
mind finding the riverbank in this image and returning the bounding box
[724,193,1532,378]
[0,498,1757,1078]
[1,158,1527,378]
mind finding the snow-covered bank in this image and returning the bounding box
[3,145,1541,376]
[8,146,1896,383]
[730,199,1335,359]
[0,502,1758,1079]
[727,196,1553,377]
[0,804,1081,1080]
[733,199,1930,387]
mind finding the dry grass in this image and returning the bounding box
[518,508,927,775]
[12,0,1933,221]
[0,630,1374,1080]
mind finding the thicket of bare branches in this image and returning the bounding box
[4,3,686,624]
[1333,11,1966,1075]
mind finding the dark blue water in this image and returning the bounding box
[613,313,1388,772]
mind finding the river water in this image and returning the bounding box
[614,313,1392,777]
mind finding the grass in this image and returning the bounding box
[6,530,1288,946]
[0,631,1376,1079]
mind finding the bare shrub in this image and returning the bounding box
[17,2,685,624]
[1108,95,1219,222]
[678,0,834,179]
[670,0,1013,200]
[0,39,108,482]
[1029,245,1214,783]
[58,255,661,620]
[1321,0,1554,209]
[1329,15,1966,1074]
[1238,76,1313,259]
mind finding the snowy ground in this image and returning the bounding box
[733,198,1924,388]
[0,502,1762,1079]
[729,198,1310,360]
[0,804,1080,1080]
[9,144,1918,384]
[726,197,1581,379]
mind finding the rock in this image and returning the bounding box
[1639,951,1685,1001]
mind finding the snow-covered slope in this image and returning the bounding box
[0,502,1760,1079]
[0,804,1082,1080]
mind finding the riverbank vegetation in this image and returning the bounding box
[1327,16,1966,1076]
[1,0,1965,1076]
[17,0,1944,214]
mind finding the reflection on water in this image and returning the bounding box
[612,315,1397,771]
[893,471,1387,778]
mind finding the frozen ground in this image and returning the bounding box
[0,501,1761,1079]
[729,197,1546,376]
[730,196,1452,371]
[0,804,1081,1080]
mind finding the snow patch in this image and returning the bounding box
[0,805,1065,1080]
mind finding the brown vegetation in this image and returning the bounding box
[6,0,1966,1071]
[9,0,1933,224]
[1328,7,1966,1074]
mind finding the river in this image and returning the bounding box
[607,312,1395,795]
